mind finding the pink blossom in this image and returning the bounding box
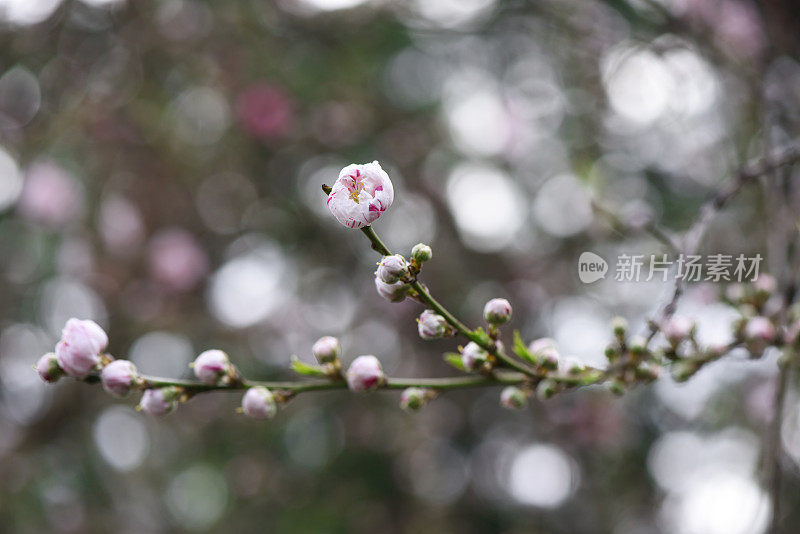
[400,387,430,412]
[36,353,63,383]
[101,360,139,398]
[500,386,527,409]
[192,350,233,385]
[17,160,84,227]
[147,228,209,292]
[55,318,108,379]
[98,195,144,256]
[374,275,407,302]
[235,83,293,140]
[483,298,512,325]
[139,387,179,416]
[417,309,448,340]
[241,387,277,420]
[346,355,385,392]
[662,316,695,344]
[327,161,394,229]
[312,336,341,364]
[376,254,408,284]
[461,342,488,371]
[745,316,775,342]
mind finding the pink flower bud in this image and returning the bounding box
[346,355,385,392]
[36,353,63,383]
[241,387,278,420]
[500,386,527,409]
[483,298,512,325]
[561,357,586,375]
[528,337,557,356]
[662,316,695,345]
[376,254,409,284]
[417,309,448,340]
[192,350,234,385]
[312,336,341,364]
[55,318,108,379]
[461,342,489,371]
[745,316,775,342]
[374,275,407,302]
[753,274,777,295]
[139,387,180,416]
[411,243,432,263]
[400,387,431,412]
[327,161,394,229]
[101,360,140,398]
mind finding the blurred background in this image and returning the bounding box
[1,0,799,532]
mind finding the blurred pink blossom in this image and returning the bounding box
[235,83,294,140]
[147,228,209,292]
[98,194,145,256]
[17,160,84,227]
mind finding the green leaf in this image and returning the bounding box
[290,356,327,377]
[471,327,492,346]
[513,330,536,364]
[443,352,466,371]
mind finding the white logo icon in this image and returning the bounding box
[578,252,608,284]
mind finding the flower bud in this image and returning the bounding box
[312,336,341,364]
[561,357,585,375]
[629,336,647,355]
[327,161,394,229]
[55,318,108,379]
[672,360,699,382]
[539,347,560,370]
[528,338,556,356]
[242,387,277,420]
[744,316,776,355]
[192,350,235,385]
[461,342,489,371]
[662,316,695,345]
[607,378,626,396]
[483,298,512,325]
[725,283,747,303]
[36,353,63,383]
[417,309,448,340]
[346,355,385,392]
[101,360,140,398]
[752,274,777,296]
[635,362,660,382]
[139,387,180,416]
[611,317,628,338]
[536,379,558,400]
[411,243,432,263]
[400,387,431,412]
[500,386,528,409]
[376,254,409,284]
[374,275,408,302]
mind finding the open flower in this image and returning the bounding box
[327,161,394,229]
[55,318,108,379]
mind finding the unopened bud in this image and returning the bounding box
[376,254,409,284]
[629,336,647,355]
[192,350,235,385]
[400,387,431,412]
[752,274,777,296]
[672,360,699,382]
[483,298,512,325]
[374,275,408,302]
[36,353,63,383]
[312,336,341,364]
[607,378,626,396]
[744,316,776,355]
[346,355,385,392]
[500,386,528,409]
[611,317,628,338]
[139,387,181,416]
[55,318,108,379]
[411,243,432,263]
[561,357,585,375]
[536,379,558,400]
[417,309,449,340]
[461,342,489,371]
[242,387,277,420]
[662,316,695,345]
[539,347,560,370]
[635,362,660,382]
[101,359,140,398]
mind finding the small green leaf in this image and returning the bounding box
[443,352,466,371]
[513,330,537,364]
[290,356,327,377]
[472,327,492,345]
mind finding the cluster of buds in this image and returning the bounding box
[601,317,660,394]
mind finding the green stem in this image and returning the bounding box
[141,373,526,393]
